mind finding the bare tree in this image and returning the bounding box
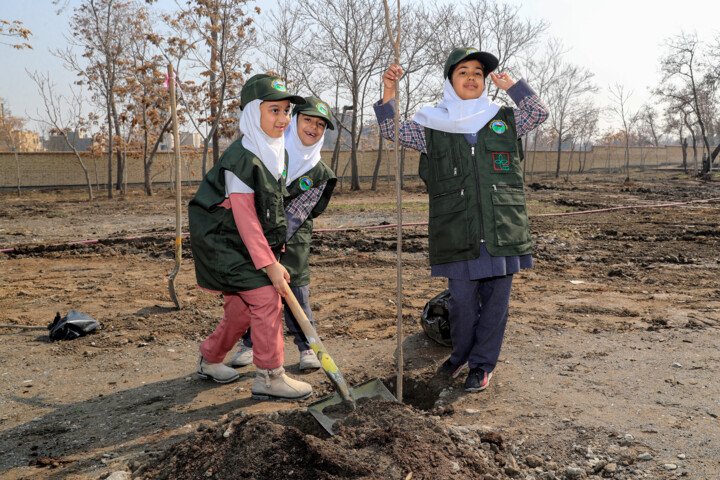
[170,0,258,174]
[573,100,600,173]
[518,38,564,180]
[256,0,312,88]
[545,62,596,178]
[301,0,388,190]
[609,84,639,181]
[29,71,95,201]
[659,32,714,173]
[120,7,178,196]
[656,86,699,174]
[55,0,134,198]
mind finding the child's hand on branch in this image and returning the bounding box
[382,64,403,104]
[490,72,515,91]
[266,261,291,296]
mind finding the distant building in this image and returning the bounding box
[44,130,93,152]
[16,131,42,152]
[158,132,203,151]
[0,102,43,152]
[0,130,43,152]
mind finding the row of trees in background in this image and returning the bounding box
[2,0,720,201]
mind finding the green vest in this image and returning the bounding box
[418,106,531,265]
[282,161,336,287]
[188,138,289,292]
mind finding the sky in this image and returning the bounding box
[2,0,719,134]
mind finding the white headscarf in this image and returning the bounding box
[284,115,325,185]
[239,99,286,180]
[413,78,501,134]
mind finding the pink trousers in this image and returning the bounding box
[199,285,283,369]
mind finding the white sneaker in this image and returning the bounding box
[229,344,253,367]
[197,354,240,384]
[299,349,321,371]
[251,367,312,401]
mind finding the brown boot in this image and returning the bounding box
[251,366,312,401]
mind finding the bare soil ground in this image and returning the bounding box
[1,171,719,480]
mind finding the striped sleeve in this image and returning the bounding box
[373,99,428,154]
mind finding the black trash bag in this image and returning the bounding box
[420,289,453,347]
[47,311,100,341]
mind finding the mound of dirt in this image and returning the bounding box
[141,399,521,480]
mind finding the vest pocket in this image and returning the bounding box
[429,189,469,257]
[260,195,286,248]
[490,185,530,246]
[431,147,461,181]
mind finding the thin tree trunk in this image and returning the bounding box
[112,102,124,193]
[145,118,172,196]
[350,94,360,190]
[555,135,562,179]
[106,105,113,199]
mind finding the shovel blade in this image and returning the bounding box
[308,378,396,435]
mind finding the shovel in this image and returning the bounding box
[282,281,396,435]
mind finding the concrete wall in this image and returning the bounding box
[0,145,693,189]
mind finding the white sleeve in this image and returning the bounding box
[224,170,254,196]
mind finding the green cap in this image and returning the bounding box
[443,47,499,79]
[292,96,335,130]
[240,74,306,110]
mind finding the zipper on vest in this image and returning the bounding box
[492,184,523,191]
[432,188,464,199]
[266,208,271,221]
[470,145,485,243]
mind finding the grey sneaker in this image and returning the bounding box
[299,349,321,371]
[197,354,240,384]
[229,344,253,367]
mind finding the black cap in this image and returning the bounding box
[292,96,335,130]
[240,74,306,110]
[443,47,499,79]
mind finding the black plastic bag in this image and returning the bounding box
[47,311,100,341]
[420,289,453,347]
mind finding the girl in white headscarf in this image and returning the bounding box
[232,96,337,372]
[189,74,316,402]
[374,48,549,393]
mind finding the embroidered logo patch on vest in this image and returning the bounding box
[299,176,313,191]
[316,103,329,115]
[491,120,507,134]
[271,79,287,91]
[492,152,511,172]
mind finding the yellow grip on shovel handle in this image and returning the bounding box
[282,281,354,404]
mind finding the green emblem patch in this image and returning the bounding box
[271,79,287,91]
[299,176,313,191]
[466,48,478,55]
[316,103,328,115]
[491,120,507,134]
